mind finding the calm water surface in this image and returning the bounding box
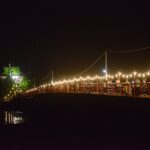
[0,94,150,149]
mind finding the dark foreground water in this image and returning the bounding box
[0,93,150,150]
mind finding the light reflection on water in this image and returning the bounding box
[4,111,25,125]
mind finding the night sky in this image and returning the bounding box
[0,1,150,82]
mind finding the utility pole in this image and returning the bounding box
[9,63,12,77]
[105,51,108,81]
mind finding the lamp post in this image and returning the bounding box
[118,72,122,80]
[133,71,137,80]
[9,64,12,77]
[103,69,107,80]
[51,70,54,84]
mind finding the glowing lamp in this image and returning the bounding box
[122,74,125,78]
[133,71,137,76]
[118,72,122,76]
[103,69,106,73]
[12,75,20,80]
[115,74,118,78]
[111,76,114,79]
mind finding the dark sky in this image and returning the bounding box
[0,1,150,82]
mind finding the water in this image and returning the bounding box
[0,93,150,149]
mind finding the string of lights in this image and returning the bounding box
[25,70,150,94]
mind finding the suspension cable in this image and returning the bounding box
[71,51,105,77]
[108,46,150,53]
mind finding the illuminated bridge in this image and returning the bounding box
[24,47,150,98]
[24,70,150,98]
[5,47,150,100]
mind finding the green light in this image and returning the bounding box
[3,67,20,76]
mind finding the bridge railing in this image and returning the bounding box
[23,81,150,98]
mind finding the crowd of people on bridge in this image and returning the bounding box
[105,76,150,96]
